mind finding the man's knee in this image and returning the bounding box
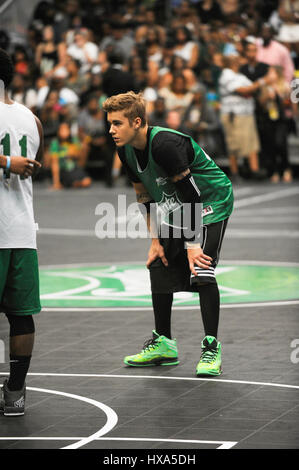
[5,314,35,337]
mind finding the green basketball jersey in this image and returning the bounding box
[124,126,234,226]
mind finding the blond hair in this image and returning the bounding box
[102,91,147,127]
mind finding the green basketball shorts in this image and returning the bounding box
[0,248,41,316]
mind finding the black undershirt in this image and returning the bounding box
[117,127,194,183]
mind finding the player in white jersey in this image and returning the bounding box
[0,48,43,416]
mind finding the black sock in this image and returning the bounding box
[152,293,173,339]
[198,283,220,339]
[7,355,31,391]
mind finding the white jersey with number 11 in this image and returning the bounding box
[0,101,40,249]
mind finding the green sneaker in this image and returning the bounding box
[196,336,222,376]
[124,331,179,367]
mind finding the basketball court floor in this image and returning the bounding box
[0,178,299,451]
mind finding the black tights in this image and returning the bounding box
[152,283,220,340]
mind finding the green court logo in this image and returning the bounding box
[39,263,299,308]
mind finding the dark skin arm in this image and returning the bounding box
[33,116,44,171]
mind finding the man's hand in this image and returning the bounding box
[187,246,212,276]
[146,239,168,268]
[10,157,42,177]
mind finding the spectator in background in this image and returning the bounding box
[219,54,272,180]
[101,49,140,186]
[196,0,223,24]
[218,0,243,23]
[158,54,197,91]
[99,22,135,64]
[35,25,67,79]
[12,46,32,78]
[128,53,148,90]
[67,28,99,73]
[102,51,139,98]
[258,65,293,183]
[256,23,295,82]
[39,88,64,171]
[148,96,168,127]
[49,121,91,190]
[54,0,82,43]
[183,88,223,158]
[171,0,200,31]
[240,40,270,81]
[277,0,299,55]
[159,72,195,118]
[173,26,199,70]
[240,40,270,172]
[118,0,146,23]
[165,108,190,133]
[78,94,113,186]
[9,73,38,112]
[37,72,79,119]
[80,73,103,107]
[135,7,167,45]
[65,56,90,97]
[142,27,164,66]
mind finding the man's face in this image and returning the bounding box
[261,26,272,46]
[245,44,257,61]
[88,99,99,115]
[107,111,138,147]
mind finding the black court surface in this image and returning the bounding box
[0,178,299,454]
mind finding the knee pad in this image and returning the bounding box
[5,314,35,337]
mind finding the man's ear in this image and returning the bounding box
[133,117,142,130]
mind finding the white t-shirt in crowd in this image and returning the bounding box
[219,68,255,115]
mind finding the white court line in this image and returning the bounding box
[0,437,237,449]
[226,229,299,238]
[233,187,299,209]
[232,187,255,196]
[0,385,118,450]
[38,227,299,238]
[1,372,297,391]
[230,216,298,224]
[40,260,299,269]
[41,300,299,312]
[234,207,299,215]
[39,228,95,237]
[2,370,298,449]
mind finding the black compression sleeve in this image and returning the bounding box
[174,173,201,203]
[174,173,202,243]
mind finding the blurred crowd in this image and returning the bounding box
[1,0,299,188]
